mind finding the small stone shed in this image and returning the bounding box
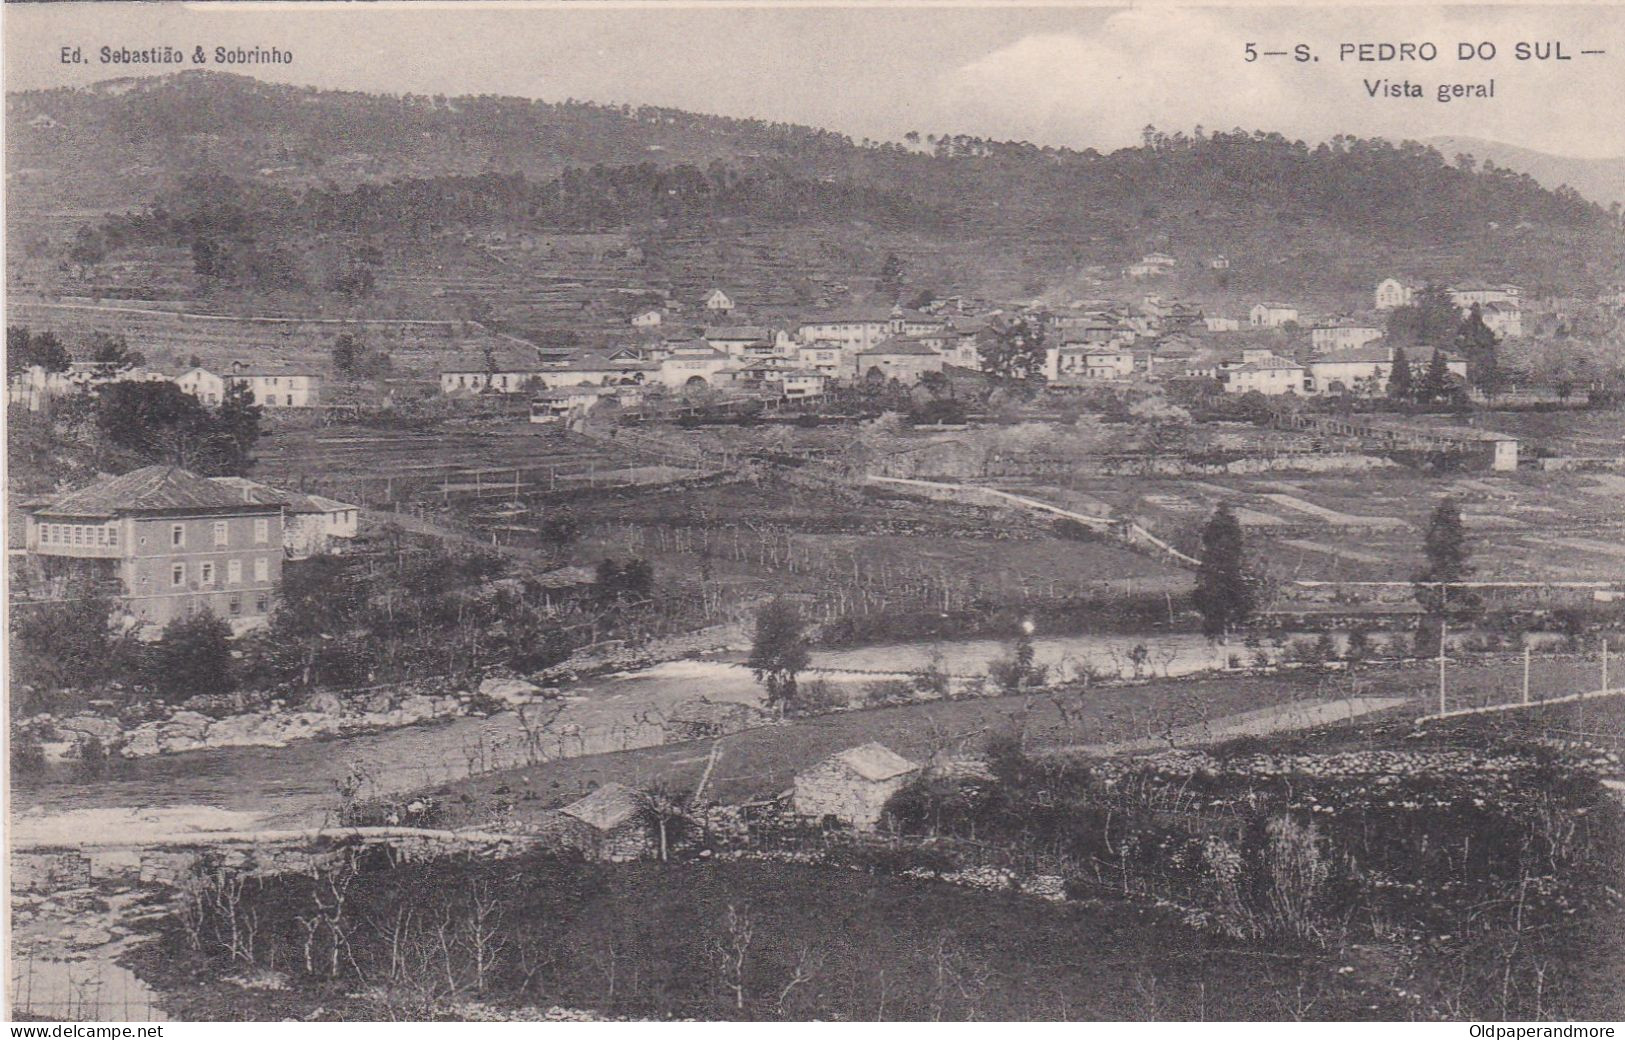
[557,782,652,861]
[792,742,921,831]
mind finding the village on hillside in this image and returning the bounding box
[6,33,1625,1029]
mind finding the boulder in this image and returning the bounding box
[362,691,396,714]
[204,714,287,749]
[479,676,541,706]
[304,690,345,716]
[163,711,214,738]
[398,694,443,722]
[72,927,114,948]
[57,714,123,744]
[121,725,162,758]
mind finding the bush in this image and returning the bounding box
[787,677,846,717]
[149,610,236,702]
[863,679,916,708]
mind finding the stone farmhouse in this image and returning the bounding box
[792,742,921,831]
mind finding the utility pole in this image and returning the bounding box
[1437,581,1448,715]
[1522,642,1531,705]
[1605,637,1612,692]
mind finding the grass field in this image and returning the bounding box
[1005,466,1625,584]
[424,658,1606,831]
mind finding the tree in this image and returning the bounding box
[1418,348,1454,405]
[1385,284,1459,348]
[214,380,265,475]
[977,316,1047,381]
[747,598,811,715]
[1413,498,1478,643]
[1456,303,1502,397]
[8,578,128,697]
[95,380,258,475]
[149,610,235,701]
[1386,346,1414,401]
[87,331,144,370]
[270,554,368,687]
[1193,503,1255,641]
[6,326,70,378]
[332,334,362,375]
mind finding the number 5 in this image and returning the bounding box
[1245,42,1258,62]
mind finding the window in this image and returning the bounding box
[171,524,185,548]
[171,563,185,587]
[228,559,242,584]
[108,525,119,547]
[254,558,269,582]
[254,519,269,545]
[229,597,241,616]
[95,527,106,546]
[201,562,215,586]
[214,521,228,547]
[254,595,269,614]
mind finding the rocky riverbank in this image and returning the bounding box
[19,622,749,764]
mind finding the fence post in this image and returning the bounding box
[1523,642,1531,705]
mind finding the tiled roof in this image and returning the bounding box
[860,339,940,356]
[1310,344,1393,365]
[829,742,919,782]
[560,782,641,831]
[210,477,356,515]
[31,466,283,519]
[703,326,771,340]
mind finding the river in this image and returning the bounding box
[7,627,1448,843]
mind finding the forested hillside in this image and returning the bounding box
[8,70,1623,312]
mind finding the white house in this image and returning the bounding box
[798,307,944,355]
[1249,302,1299,328]
[851,338,945,384]
[703,325,776,358]
[224,369,320,408]
[1046,345,1135,382]
[209,476,360,559]
[174,366,227,405]
[704,288,735,314]
[1305,343,1395,396]
[1219,354,1305,395]
[1480,301,1522,338]
[1310,323,1384,352]
[629,309,663,328]
[792,743,920,831]
[656,343,736,388]
[1374,278,1416,310]
[796,344,844,377]
[1450,284,1521,310]
[1203,316,1241,333]
[781,370,826,400]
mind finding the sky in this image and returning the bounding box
[5,2,1623,159]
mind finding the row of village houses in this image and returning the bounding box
[442,295,1478,405]
[9,359,322,413]
[8,278,1523,415]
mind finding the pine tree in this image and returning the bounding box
[1419,348,1453,404]
[1413,497,1478,631]
[1193,503,1254,640]
[1387,346,1413,400]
